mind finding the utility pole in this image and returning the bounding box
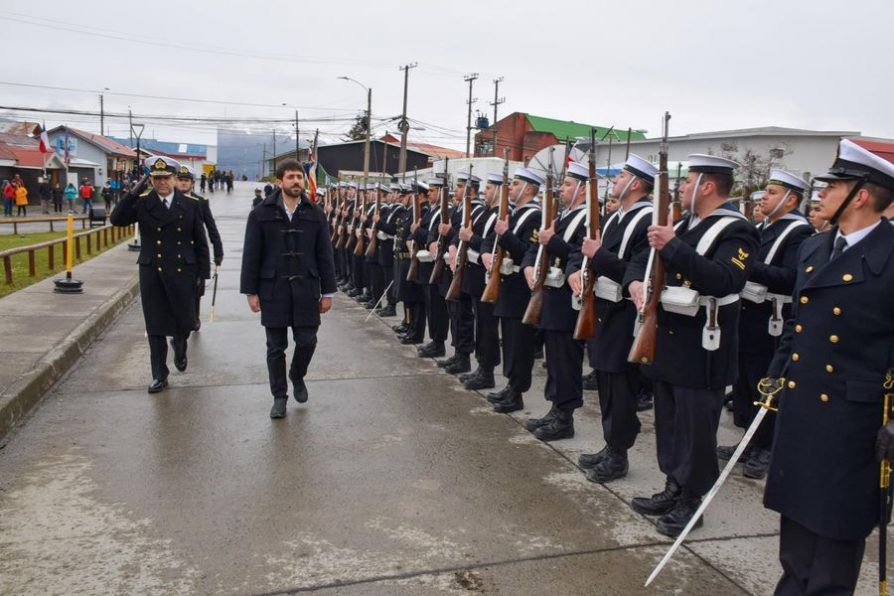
[100,93,105,136]
[272,129,277,175]
[363,87,371,183]
[397,62,417,175]
[262,144,267,178]
[128,108,133,148]
[489,77,504,157]
[295,110,300,159]
[464,73,478,158]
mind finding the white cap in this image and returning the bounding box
[623,154,658,182]
[566,161,589,181]
[687,154,739,174]
[513,166,544,187]
[815,138,894,191]
[427,177,444,188]
[768,169,810,193]
[456,170,481,184]
[486,172,504,185]
[414,180,429,192]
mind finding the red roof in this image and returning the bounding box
[49,126,137,158]
[378,133,465,159]
[850,137,894,165]
[0,140,17,161]
[8,146,51,168]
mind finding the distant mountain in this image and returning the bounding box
[217,129,306,180]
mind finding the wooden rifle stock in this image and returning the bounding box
[445,168,474,301]
[574,129,602,341]
[365,189,381,258]
[521,172,556,326]
[481,149,511,303]
[628,111,671,365]
[406,193,422,281]
[429,182,450,285]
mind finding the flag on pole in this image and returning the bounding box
[304,139,318,201]
[38,123,51,154]
[63,130,71,165]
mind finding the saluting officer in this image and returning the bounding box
[568,154,656,483]
[175,164,223,331]
[240,159,337,419]
[763,139,894,595]
[624,154,759,537]
[110,156,210,393]
[482,166,543,412]
[521,161,590,441]
[718,169,812,480]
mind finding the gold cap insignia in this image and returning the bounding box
[153,159,167,170]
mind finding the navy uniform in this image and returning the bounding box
[521,162,590,441]
[362,186,387,309]
[459,173,502,390]
[764,139,894,595]
[722,169,812,480]
[394,182,429,342]
[110,156,210,393]
[374,185,404,317]
[175,164,224,331]
[240,165,337,418]
[415,179,450,357]
[483,167,543,412]
[568,155,656,483]
[623,154,759,537]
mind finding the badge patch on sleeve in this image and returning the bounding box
[731,247,749,270]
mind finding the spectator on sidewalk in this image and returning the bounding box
[51,181,63,213]
[64,182,77,212]
[14,182,28,217]
[2,179,13,217]
[79,179,94,214]
[101,180,113,212]
[38,177,51,214]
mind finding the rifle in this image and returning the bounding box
[628,111,671,365]
[573,128,601,340]
[481,148,511,303]
[353,187,368,256]
[429,159,451,285]
[334,193,349,249]
[365,182,382,257]
[445,164,474,301]
[522,149,557,326]
[671,163,683,222]
[406,169,422,282]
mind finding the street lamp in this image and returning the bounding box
[338,76,372,185]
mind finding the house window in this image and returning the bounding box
[476,140,494,156]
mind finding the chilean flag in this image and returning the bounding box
[38,123,51,154]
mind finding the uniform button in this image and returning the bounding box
[799,296,809,304]
[177,241,182,245]
[820,393,830,402]
[795,324,803,333]
[157,227,161,232]
[833,307,842,316]
[157,240,161,245]
[842,274,853,282]
[668,330,675,336]
[675,273,682,280]
[826,364,834,373]
[791,353,800,361]
[177,268,182,273]
[156,253,162,258]
[190,241,195,245]
[178,254,182,258]
[157,267,162,272]
[830,335,839,343]
[788,380,797,389]
[805,265,814,273]
[177,227,182,232]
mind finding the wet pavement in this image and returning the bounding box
[0,182,883,595]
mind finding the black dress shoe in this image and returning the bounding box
[193,318,201,332]
[716,442,749,462]
[444,353,471,375]
[743,447,772,479]
[533,410,574,441]
[270,397,287,419]
[400,335,423,345]
[636,390,654,412]
[170,338,187,372]
[147,378,168,393]
[293,379,308,403]
[585,447,629,483]
[458,367,480,383]
[656,497,703,537]
[346,288,361,298]
[417,341,446,358]
[524,406,559,432]
[392,322,410,333]
[436,354,457,368]
[464,368,494,390]
[582,370,599,391]
[493,390,523,413]
[631,477,682,516]
[578,446,609,469]
[375,305,397,317]
[486,386,513,404]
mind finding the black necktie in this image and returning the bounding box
[162,198,169,209]
[830,236,847,260]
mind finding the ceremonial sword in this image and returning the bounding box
[644,377,784,587]
[208,265,219,323]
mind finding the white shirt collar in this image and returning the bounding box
[834,219,882,252]
[158,191,174,205]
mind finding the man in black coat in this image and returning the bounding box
[175,165,224,331]
[241,159,337,419]
[414,179,449,357]
[764,139,894,595]
[110,156,210,393]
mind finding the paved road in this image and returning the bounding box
[0,182,882,595]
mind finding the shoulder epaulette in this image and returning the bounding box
[139,190,151,197]
[189,193,207,201]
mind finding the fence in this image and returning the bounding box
[0,215,90,235]
[0,224,135,285]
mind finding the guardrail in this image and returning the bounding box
[0,215,91,235]
[0,224,135,285]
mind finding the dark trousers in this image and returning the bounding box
[447,292,475,355]
[334,244,343,277]
[597,369,642,451]
[774,516,865,596]
[382,265,394,304]
[543,330,584,411]
[734,350,776,449]
[653,381,724,497]
[265,326,318,400]
[405,303,426,342]
[195,278,206,322]
[499,316,536,393]
[351,254,367,290]
[369,262,385,303]
[425,284,448,342]
[148,333,187,381]
[473,298,500,369]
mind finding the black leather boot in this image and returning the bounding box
[631,477,682,516]
[492,388,523,413]
[270,397,287,419]
[524,406,559,432]
[582,369,599,391]
[578,446,609,469]
[585,447,629,483]
[743,447,772,479]
[533,409,574,441]
[444,353,471,375]
[486,385,514,404]
[417,341,446,358]
[458,366,481,384]
[463,367,494,390]
[436,354,458,368]
[656,496,703,537]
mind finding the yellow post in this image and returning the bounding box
[66,213,74,274]
[54,212,83,293]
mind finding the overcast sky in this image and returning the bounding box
[2,0,891,150]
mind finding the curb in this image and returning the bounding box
[0,274,139,442]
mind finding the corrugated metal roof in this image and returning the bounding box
[525,115,646,142]
[48,126,137,158]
